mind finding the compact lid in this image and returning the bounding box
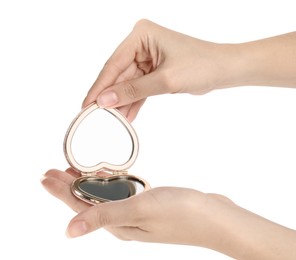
[64,102,139,174]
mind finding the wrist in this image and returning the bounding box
[197,194,254,259]
[212,43,249,90]
[216,33,296,89]
[201,193,296,260]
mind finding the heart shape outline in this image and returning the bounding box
[64,102,139,174]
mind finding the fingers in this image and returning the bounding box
[103,226,148,241]
[66,197,142,238]
[95,71,166,109]
[116,99,146,122]
[82,32,138,108]
[43,168,76,184]
[41,169,89,213]
[65,167,81,178]
[82,19,165,111]
[42,169,150,240]
[122,99,146,122]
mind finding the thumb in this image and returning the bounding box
[96,72,167,108]
[66,199,137,238]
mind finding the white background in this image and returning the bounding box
[0,1,295,259]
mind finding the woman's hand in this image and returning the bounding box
[41,169,296,259]
[83,20,296,121]
[41,168,234,246]
[83,19,237,121]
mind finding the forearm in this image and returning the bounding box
[204,195,296,259]
[217,32,296,90]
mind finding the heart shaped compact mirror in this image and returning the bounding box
[64,102,150,205]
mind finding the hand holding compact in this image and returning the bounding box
[83,19,230,121]
[41,171,234,248]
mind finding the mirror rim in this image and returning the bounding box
[63,102,139,174]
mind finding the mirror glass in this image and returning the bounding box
[78,177,145,201]
[71,108,133,167]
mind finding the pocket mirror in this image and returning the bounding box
[64,102,150,205]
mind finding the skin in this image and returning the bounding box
[41,20,296,259]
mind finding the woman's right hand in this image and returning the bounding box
[82,19,237,121]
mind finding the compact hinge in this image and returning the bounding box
[113,170,128,175]
[80,172,95,177]
[80,170,128,176]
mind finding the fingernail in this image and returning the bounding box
[66,220,88,238]
[97,91,118,107]
[40,175,46,183]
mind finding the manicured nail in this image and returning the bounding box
[40,175,46,183]
[66,220,88,238]
[97,91,118,107]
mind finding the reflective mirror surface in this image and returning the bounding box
[72,175,146,204]
[79,179,135,201]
